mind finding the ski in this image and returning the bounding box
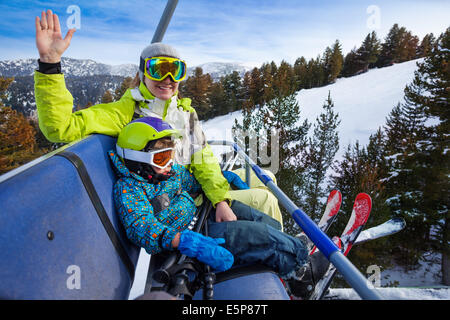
[297,190,342,252]
[354,218,406,246]
[309,193,372,300]
[317,190,342,234]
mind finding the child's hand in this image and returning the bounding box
[215,201,237,222]
[35,9,75,63]
[178,230,234,272]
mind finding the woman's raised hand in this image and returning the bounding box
[35,9,76,63]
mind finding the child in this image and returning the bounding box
[110,116,311,278]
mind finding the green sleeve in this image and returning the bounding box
[34,71,135,143]
[189,143,232,207]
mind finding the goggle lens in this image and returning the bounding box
[145,57,186,82]
[151,149,173,167]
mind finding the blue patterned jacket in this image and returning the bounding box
[109,150,201,255]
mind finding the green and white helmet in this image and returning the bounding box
[116,116,181,165]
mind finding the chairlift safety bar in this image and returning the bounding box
[208,140,383,300]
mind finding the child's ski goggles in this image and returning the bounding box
[141,57,187,82]
[116,146,175,169]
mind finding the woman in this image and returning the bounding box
[34,9,282,225]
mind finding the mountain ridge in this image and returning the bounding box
[0,57,249,80]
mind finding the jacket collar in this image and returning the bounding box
[130,83,179,119]
[108,150,146,182]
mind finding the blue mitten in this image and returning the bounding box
[222,171,250,190]
[178,230,234,272]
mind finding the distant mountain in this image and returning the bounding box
[187,62,250,81]
[0,58,249,80]
[4,75,127,118]
[0,57,250,118]
[0,57,138,78]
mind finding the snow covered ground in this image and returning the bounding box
[129,59,449,300]
[327,287,450,300]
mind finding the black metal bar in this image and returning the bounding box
[151,0,179,43]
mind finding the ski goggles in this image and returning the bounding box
[141,57,187,82]
[116,146,175,169]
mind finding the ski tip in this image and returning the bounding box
[342,193,372,237]
[354,193,372,213]
[326,190,342,216]
[392,217,407,228]
[328,190,342,201]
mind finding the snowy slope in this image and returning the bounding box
[202,59,422,161]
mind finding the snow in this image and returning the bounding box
[327,287,450,300]
[356,219,403,243]
[128,59,449,300]
[295,59,422,160]
[381,252,443,288]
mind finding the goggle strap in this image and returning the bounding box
[116,145,151,164]
[139,56,145,73]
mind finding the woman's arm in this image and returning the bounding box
[34,10,135,143]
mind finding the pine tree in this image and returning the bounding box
[322,46,333,83]
[330,142,368,231]
[272,60,296,97]
[293,56,308,90]
[0,106,43,174]
[383,92,429,268]
[397,29,419,62]
[303,92,340,220]
[101,90,114,103]
[233,93,311,235]
[397,27,450,283]
[221,71,244,114]
[357,31,381,70]
[378,23,402,67]
[417,33,436,57]
[114,76,134,101]
[378,24,419,67]
[328,40,344,83]
[0,77,49,174]
[247,67,264,107]
[260,62,276,102]
[179,67,212,120]
[207,81,227,118]
[341,48,361,77]
[365,128,391,229]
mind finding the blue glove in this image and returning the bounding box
[222,171,250,190]
[178,230,234,272]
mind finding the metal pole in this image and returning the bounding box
[245,162,251,187]
[143,0,179,295]
[208,140,383,300]
[151,0,179,43]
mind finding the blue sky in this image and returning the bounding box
[0,0,449,68]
